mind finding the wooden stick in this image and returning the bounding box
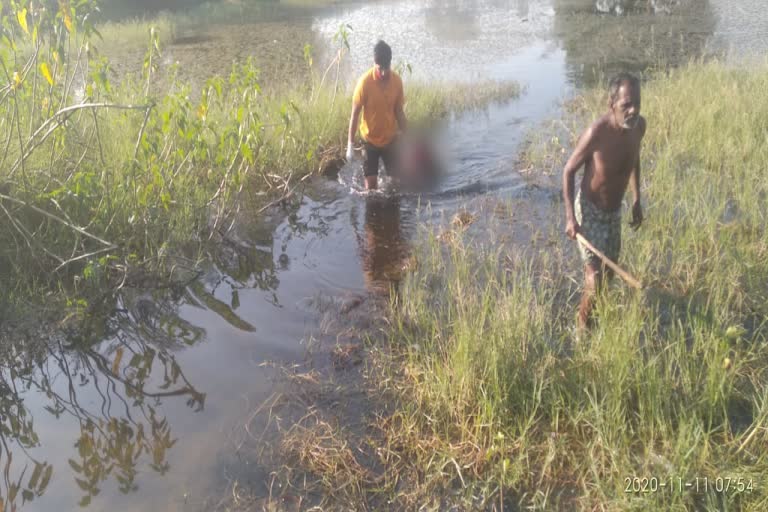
[576,233,643,289]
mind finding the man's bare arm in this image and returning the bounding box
[348,102,363,144]
[629,154,641,205]
[628,154,643,230]
[628,117,645,229]
[562,125,596,238]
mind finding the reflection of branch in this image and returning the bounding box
[112,297,203,347]
[0,275,218,502]
[87,355,119,424]
[84,348,205,409]
[188,281,256,333]
[51,340,131,424]
[39,349,105,434]
[0,287,210,509]
[1,341,192,505]
[255,175,307,215]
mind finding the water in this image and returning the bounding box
[2,0,767,510]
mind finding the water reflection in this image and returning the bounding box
[0,295,205,511]
[516,0,530,18]
[553,0,716,85]
[360,196,410,296]
[594,0,688,15]
[210,230,281,308]
[425,1,480,42]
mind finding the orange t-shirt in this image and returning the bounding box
[352,68,404,148]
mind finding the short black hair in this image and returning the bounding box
[374,40,392,69]
[609,72,640,103]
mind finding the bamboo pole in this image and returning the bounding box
[576,233,643,289]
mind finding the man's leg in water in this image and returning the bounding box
[381,138,400,184]
[363,142,381,190]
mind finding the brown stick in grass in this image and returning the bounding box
[576,233,643,289]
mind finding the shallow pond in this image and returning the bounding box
[2,0,767,510]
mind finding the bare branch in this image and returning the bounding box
[133,104,154,162]
[53,246,117,273]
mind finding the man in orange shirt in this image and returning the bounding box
[346,40,408,190]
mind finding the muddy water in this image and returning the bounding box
[2,1,767,510]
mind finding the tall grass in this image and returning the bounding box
[95,14,176,54]
[366,60,768,509]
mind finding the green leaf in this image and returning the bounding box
[240,142,253,163]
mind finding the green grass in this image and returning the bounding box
[96,14,176,53]
[348,60,768,510]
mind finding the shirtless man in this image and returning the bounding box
[562,73,646,330]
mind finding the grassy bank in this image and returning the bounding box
[377,60,768,509]
[0,2,519,321]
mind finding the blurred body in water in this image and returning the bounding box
[395,131,442,192]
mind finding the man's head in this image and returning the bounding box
[373,40,392,81]
[608,72,641,130]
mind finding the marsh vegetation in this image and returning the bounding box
[2,1,768,510]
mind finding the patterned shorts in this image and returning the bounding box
[575,190,621,267]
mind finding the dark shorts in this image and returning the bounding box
[575,190,622,268]
[363,139,399,178]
